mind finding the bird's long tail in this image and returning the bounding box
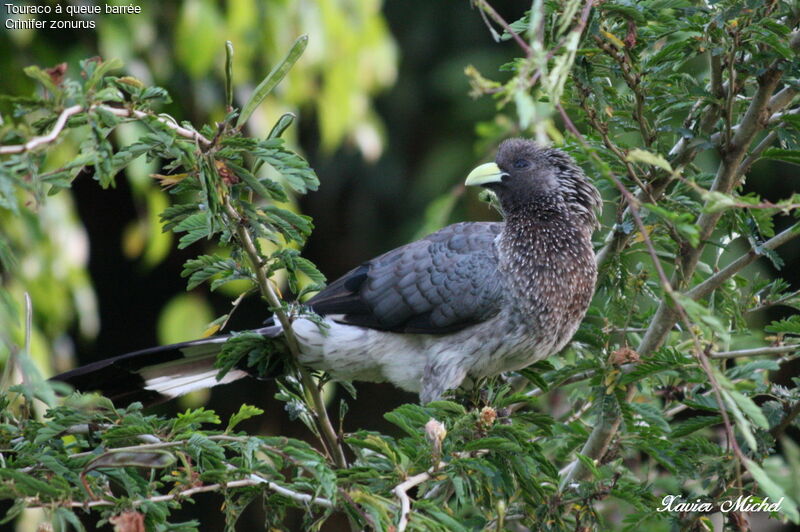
[50,324,283,406]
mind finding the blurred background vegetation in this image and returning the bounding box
[0,1,528,529]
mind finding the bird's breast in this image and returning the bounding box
[497,223,596,349]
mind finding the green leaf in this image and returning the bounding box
[85,450,176,471]
[720,388,757,450]
[215,331,279,379]
[618,348,690,385]
[744,458,800,523]
[599,3,647,24]
[267,112,296,140]
[237,35,308,127]
[626,148,673,173]
[671,415,723,438]
[383,404,430,438]
[630,402,671,433]
[574,453,600,479]
[726,388,770,430]
[261,205,314,242]
[761,148,800,166]
[85,58,124,92]
[227,404,264,432]
[251,139,319,193]
[160,203,199,232]
[227,161,285,201]
[765,315,800,335]
[174,211,214,249]
[172,407,221,434]
[181,254,244,291]
[726,360,780,380]
[464,437,522,452]
[640,202,699,246]
[225,41,234,109]
[702,190,739,212]
[0,469,62,497]
[23,65,62,97]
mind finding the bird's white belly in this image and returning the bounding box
[288,311,558,398]
[291,317,428,394]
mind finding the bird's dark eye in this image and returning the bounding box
[513,159,530,169]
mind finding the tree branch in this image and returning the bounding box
[0,104,212,155]
[686,223,800,302]
[394,461,450,532]
[559,392,626,487]
[473,0,532,55]
[711,344,800,359]
[222,200,347,469]
[24,477,333,510]
[638,59,794,356]
[0,105,83,154]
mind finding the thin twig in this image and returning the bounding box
[24,477,333,509]
[66,434,250,460]
[558,102,675,293]
[473,0,532,55]
[0,105,82,154]
[686,223,800,302]
[711,345,800,359]
[571,87,649,196]
[0,104,212,155]
[746,289,800,315]
[394,463,445,532]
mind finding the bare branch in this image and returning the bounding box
[711,345,800,359]
[559,391,628,487]
[105,106,212,147]
[0,105,83,154]
[25,477,333,510]
[686,223,800,301]
[473,0,532,56]
[0,104,212,156]
[394,463,445,532]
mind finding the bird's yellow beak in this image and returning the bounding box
[464,162,508,187]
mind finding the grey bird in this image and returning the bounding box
[52,138,602,406]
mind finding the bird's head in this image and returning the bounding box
[465,138,601,228]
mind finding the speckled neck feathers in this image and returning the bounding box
[498,207,597,319]
[491,142,600,348]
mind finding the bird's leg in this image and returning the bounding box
[420,357,468,404]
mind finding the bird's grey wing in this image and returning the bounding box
[308,222,505,334]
